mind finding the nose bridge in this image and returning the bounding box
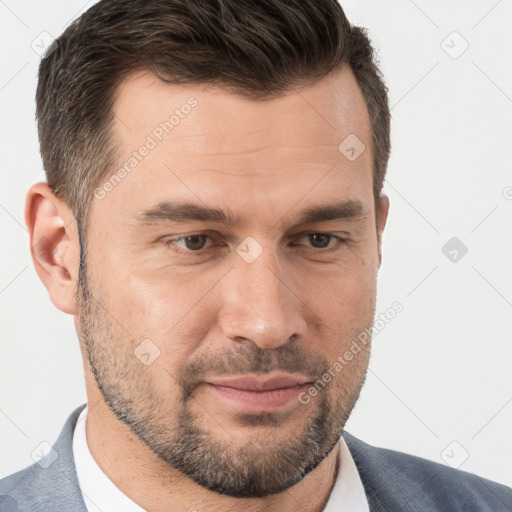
[219,244,306,349]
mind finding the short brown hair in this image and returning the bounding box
[36,0,390,230]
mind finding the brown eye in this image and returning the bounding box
[292,233,347,253]
[307,233,333,249]
[181,235,209,251]
[165,234,215,253]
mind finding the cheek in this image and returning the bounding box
[101,266,225,363]
[300,257,377,319]
[129,265,224,313]
[294,259,377,360]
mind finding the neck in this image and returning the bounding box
[85,395,341,512]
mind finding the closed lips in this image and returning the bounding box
[206,374,313,391]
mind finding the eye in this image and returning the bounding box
[164,233,215,253]
[294,233,347,251]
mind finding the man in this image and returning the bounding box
[1,0,510,510]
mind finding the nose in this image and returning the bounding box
[218,250,307,350]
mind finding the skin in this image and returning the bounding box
[26,64,389,512]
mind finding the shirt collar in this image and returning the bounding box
[322,432,370,512]
[73,406,146,512]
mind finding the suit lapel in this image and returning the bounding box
[0,404,88,512]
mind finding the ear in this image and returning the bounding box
[376,192,389,268]
[25,182,81,314]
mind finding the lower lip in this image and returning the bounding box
[205,383,310,413]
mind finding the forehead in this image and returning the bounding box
[96,66,374,227]
[111,66,371,158]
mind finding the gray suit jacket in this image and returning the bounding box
[1,404,511,511]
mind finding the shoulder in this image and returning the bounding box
[0,405,87,512]
[343,431,512,512]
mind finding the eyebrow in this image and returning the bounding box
[136,199,368,229]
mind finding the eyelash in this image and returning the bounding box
[162,232,347,255]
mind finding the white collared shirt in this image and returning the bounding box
[73,406,369,512]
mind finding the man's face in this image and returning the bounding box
[77,66,387,497]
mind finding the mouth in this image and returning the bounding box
[203,373,313,413]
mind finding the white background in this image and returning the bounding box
[1,0,511,489]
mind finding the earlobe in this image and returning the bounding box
[25,183,80,315]
[376,192,390,267]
